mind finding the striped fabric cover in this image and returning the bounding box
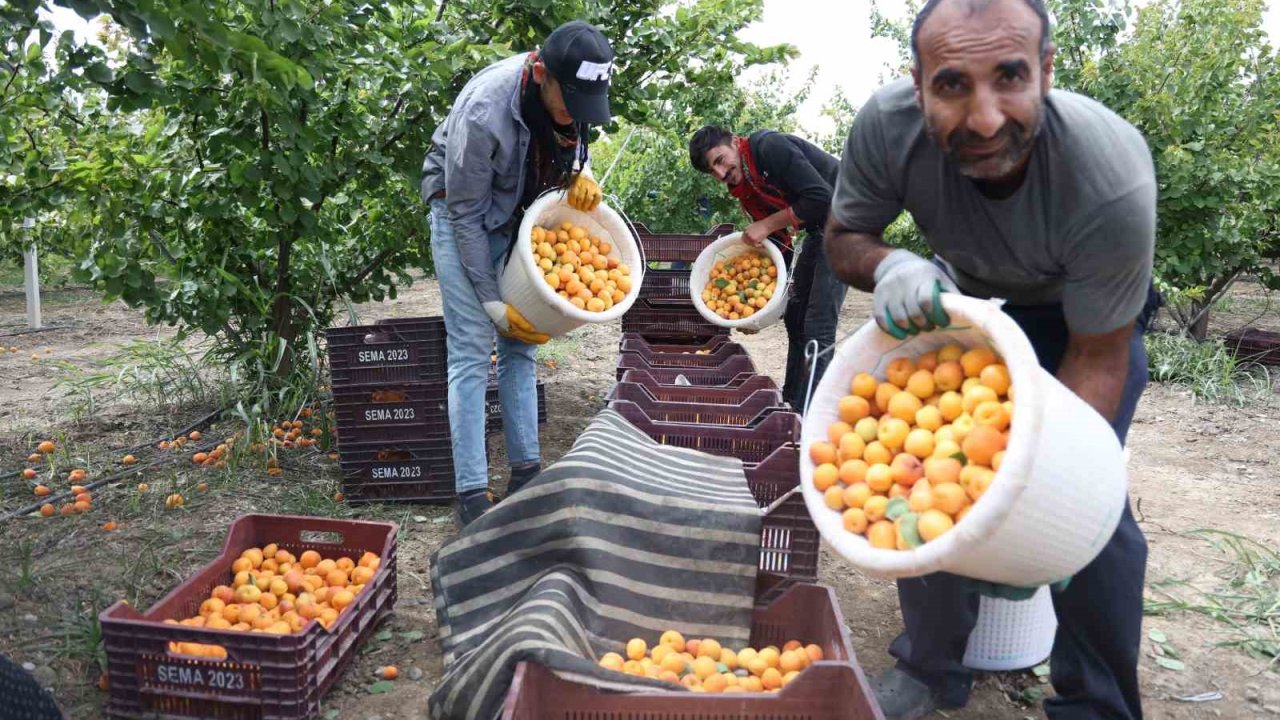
[428,408,763,719]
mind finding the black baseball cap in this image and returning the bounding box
[541,20,614,125]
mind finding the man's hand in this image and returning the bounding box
[483,301,551,345]
[872,249,958,339]
[567,172,602,212]
[742,220,771,247]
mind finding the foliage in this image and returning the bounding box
[6,0,787,400]
[1144,331,1273,405]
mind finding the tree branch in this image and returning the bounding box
[436,0,449,21]
[260,110,270,152]
[335,247,400,297]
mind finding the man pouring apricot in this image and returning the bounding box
[824,0,1159,716]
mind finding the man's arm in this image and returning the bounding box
[1057,322,1134,421]
[443,106,502,304]
[822,218,895,293]
[743,208,797,246]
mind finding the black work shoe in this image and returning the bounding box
[454,489,493,529]
[870,668,944,720]
[506,463,542,498]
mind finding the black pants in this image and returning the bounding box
[780,232,847,412]
[891,291,1159,720]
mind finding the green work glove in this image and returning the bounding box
[969,577,1073,601]
[872,249,958,340]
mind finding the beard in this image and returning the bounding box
[926,101,1044,181]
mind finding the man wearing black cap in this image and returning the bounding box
[422,21,614,526]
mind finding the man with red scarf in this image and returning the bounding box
[688,126,847,411]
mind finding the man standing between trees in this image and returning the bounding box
[688,126,847,412]
[421,21,613,526]
[824,0,1160,717]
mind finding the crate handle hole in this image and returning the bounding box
[167,641,229,662]
[301,530,344,545]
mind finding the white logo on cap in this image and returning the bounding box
[576,60,612,82]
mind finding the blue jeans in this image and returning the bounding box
[429,198,540,494]
[891,288,1160,719]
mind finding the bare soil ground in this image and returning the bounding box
[0,276,1276,719]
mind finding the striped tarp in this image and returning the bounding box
[428,408,763,719]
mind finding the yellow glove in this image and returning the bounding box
[567,172,602,212]
[484,301,551,345]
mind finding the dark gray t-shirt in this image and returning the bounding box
[831,78,1156,334]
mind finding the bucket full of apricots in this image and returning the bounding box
[502,191,644,338]
[690,233,789,332]
[799,294,1128,587]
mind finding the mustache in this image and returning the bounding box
[946,121,1029,152]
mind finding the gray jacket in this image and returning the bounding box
[422,53,551,305]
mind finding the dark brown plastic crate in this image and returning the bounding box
[101,514,398,720]
[1224,327,1280,366]
[631,222,738,264]
[606,395,788,428]
[618,369,782,404]
[616,354,758,386]
[484,382,549,435]
[501,584,882,720]
[747,445,820,605]
[622,299,729,341]
[619,333,731,354]
[333,392,451,444]
[326,318,448,387]
[336,435,454,467]
[615,406,801,465]
[639,268,695,303]
[619,340,748,370]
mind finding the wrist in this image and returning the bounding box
[873,248,926,283]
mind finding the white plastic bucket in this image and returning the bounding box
[963,586,1058,671]
[798,294,1128,585]
[502,192,644,338]
[690,233,789,332]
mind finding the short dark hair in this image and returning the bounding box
[911,0,1052,70]
[688,125,735,174]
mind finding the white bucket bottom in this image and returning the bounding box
[963,586,1058,671]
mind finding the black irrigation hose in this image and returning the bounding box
[1,406,230,515]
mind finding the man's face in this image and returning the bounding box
[533,63,575,125]
[705,143,742,186]
[913,0,1054,181]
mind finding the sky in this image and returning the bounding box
[44,0,1280,137]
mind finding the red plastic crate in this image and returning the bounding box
[615,405,801,465]
[747,445,820,604]
[619,333,731,354]
[632,222,738,263]
[100,514,398,720]
[326,317,448,387]
[616,353,757,383]
[618,339,748,369]
[606,394,788,428]
[621,299,729,341]
[501,583,882,720]
[618,370,782,405]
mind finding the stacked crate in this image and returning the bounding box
[503,225,880,718]
[326,316,546,504]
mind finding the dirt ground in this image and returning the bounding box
[0,275,1277,719]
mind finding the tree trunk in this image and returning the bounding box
[1189,302,1210,341]
[271,232,297,380]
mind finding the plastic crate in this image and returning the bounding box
[484,382,549,435]
[618,339,748,369]
[615,406,801,465]
[631,222,738,264]
[326,317,448,387]
[746,445,820,605]
[615,354,758,386]
[501,583,882,720]
[606,393,788,428]
[619,333,731,354]
[617,370,782,405]
[1225,327,1280,366]
[332,382,546,445]
[101,514,398,720]
[621,299,729,341]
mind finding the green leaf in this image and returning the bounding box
[85,62,113,83]
[1148,629,1168,644]
[1032,663,1050,678]
[400,630,425,643]
[367,680,395,694]
[374,629,393,642]
[885,497,910,522]
[322,711,339,720]
[1155,657,1185,671]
